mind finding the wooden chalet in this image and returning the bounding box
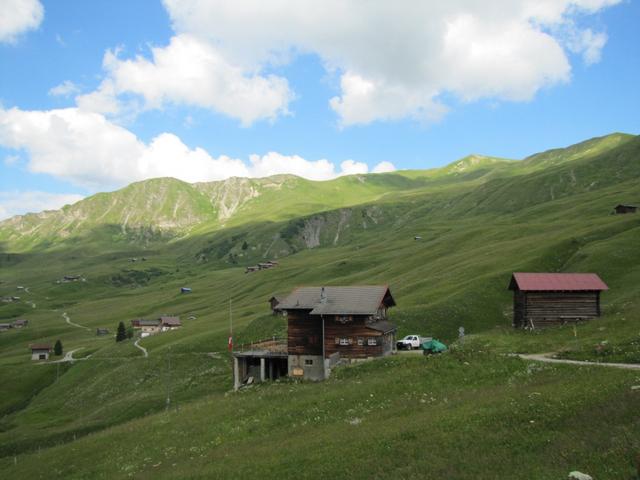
[160,316,181,331]
[509,273,608,329]
[232,285,397,389]
[278,285,397,380]
[613,204,637,214]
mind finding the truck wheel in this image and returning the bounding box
[407,345,412,350]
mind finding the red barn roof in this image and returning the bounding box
[509,273,608,292]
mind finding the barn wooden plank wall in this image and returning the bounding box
[514,291,601,328]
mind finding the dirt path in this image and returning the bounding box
[63,312,90,331]
[41,348,90,364]
[134,338,148,358]
[518,353,640,371]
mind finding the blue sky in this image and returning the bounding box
[0,0,638,219]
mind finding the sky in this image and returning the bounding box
[0,0,638,220]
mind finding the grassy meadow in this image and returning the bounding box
[0,133,638,478]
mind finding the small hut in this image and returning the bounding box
[96,328,109,336]
[268,295,283,314]
[613,204,637,214]
[12,319,28,328]
[509,272,608,329]
[30,344,52,361]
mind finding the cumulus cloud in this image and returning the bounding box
[0,191,84,221]
[372,161,396,174]
[49,80,81,98]
[0,106,383,190]
[153,0,620,126]
[0,0,44,43]
[76,34,293,126]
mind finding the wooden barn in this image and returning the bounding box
[509,273,608,329]
[613,204,637,214]
[277,285,397,380]
[30,343,51,361]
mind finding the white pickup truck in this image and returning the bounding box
[396,335,431,350]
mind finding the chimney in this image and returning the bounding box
[320,287,327,304]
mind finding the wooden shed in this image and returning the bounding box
[30,343,52,361]
[277,285,397,380]
[613,204,637,214]
[508,273,608,329]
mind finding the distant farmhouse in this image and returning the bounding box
[0,319,29,332]
[96,328,109,336]
[509,272,609,329]
[131,316,181,337]
[613,204,637,214]
[245,260,278,274]
[233,285,397,389]
[30,343,52,361]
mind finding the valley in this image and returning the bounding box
[0,133,639,479]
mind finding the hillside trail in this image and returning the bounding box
[518,353,640,370]
[40,348,89,364]
[134,338,149,358]
[62,312,90,330]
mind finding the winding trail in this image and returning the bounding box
[62,312,90,331]
[41,348,90,364]
[134,338,148,358]
[517,353,640,371]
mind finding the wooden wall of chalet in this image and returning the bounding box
[287,312,395,358]
[287,311,322,355]
[513,291,601,328]
[324,315,386,359]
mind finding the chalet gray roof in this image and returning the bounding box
[278,286,395,315]
[366,321,397,334]
[135,319,161,326]
[160,316,181,326]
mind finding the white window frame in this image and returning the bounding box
[367,338,378,346]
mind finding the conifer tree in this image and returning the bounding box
[54,339,63,356]
[116,321,127,342]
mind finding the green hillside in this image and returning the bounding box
[0,133,639,479]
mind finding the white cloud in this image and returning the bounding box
[0,106,381,190]
[338,159,369,176]
[0,191,84,221]
[157,0,619,125]
[372,161,396,174]
[77,34,293,126]
[563,27,609,65]
[49,80,81,98]
[0,0,44,43]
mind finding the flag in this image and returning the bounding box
[228,335,233,352]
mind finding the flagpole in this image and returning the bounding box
[229,296,233,352]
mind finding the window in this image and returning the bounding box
[339,338,349,346]
[357,337,364,346]
[367,338,378,346]
[336,315,352,324]
[305,359,314,366]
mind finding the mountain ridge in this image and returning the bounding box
[0,132,636,251]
